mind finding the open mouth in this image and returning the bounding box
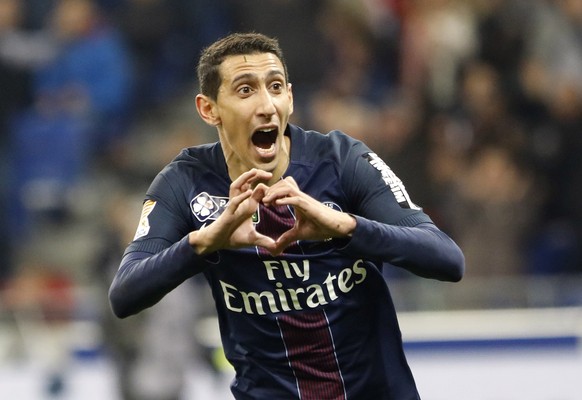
[252,128,278,153]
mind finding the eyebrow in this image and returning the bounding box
[231,69,286,87]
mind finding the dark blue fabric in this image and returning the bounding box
[110,124,464,399]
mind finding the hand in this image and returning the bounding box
[189,169,277,255]
[259,177,356,255]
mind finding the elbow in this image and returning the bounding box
[448,264,464,283]
[110,307,131,319]
[109,303,131,320]
[109,299,133,319]
[108,254,147,319]
[443,245,465,282]
[108,283,136,319]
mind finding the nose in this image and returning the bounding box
[256,88,276,119]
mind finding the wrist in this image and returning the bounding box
[188,230,212,255]
[343,214,357,237]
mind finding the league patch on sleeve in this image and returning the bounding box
[133,200,156,240]
[364,152,421,210]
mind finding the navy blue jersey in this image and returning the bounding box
[110,124,464,400]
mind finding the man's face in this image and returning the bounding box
[212,52,293,179]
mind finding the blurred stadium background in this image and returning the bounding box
[1,0,581,399]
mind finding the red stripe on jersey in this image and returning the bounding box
[277,310,346,400]
[255,204,301,255]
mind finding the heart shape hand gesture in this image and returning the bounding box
[188,169,356,256]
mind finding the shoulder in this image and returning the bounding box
[160,142,223,177]
[148,142,225,196]
[291,124,359,144]
[289,124,365,161]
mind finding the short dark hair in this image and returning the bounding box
[197,32,289,100]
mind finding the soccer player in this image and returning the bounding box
[109,32,465,400]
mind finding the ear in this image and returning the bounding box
[287,83,294,115]
[195,94,221,126]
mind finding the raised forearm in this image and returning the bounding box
[109,236,209,318]
[342,217,465,282]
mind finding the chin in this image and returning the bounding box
[254,156,278,169]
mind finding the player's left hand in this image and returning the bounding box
[257,177,356,255]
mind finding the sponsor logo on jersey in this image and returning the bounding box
[219,259,368,316]
[134,200,156,240]
[190,192,228,222]
[364,152,421,210]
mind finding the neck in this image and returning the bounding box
[267,136,290,184]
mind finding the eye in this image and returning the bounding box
[237,85,253,96]
[270,82,283,93]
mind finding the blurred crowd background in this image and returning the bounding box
[1,0,581,399]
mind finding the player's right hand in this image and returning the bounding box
[188,169,277,254]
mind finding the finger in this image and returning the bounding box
[227,189,253,214]
[231,169,257,189]
[268,176,298,192]
[262,184,296,204]
[241,168,272,186]
[283,176,299,188]
[253,234,278,252]
[251,183,268,202]
[248,169,273,186]
[271,195,306,213]
[231,169,272,194]
[273,228,299,254]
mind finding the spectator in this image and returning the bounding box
[449,145,537,277]
[0,0,52,280]
[113,0,217,111]
[8,0,133,235]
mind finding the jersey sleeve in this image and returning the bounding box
[339,135,430,226]
[109,167,216,318]
[125,170,192,255]
[336,133,464,281]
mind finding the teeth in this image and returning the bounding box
[252,128,277,154]
[256,143,275,154]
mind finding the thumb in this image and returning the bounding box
[271,227,299,256]
[253,232,277,252]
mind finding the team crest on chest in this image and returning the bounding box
[190,192,228,222]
